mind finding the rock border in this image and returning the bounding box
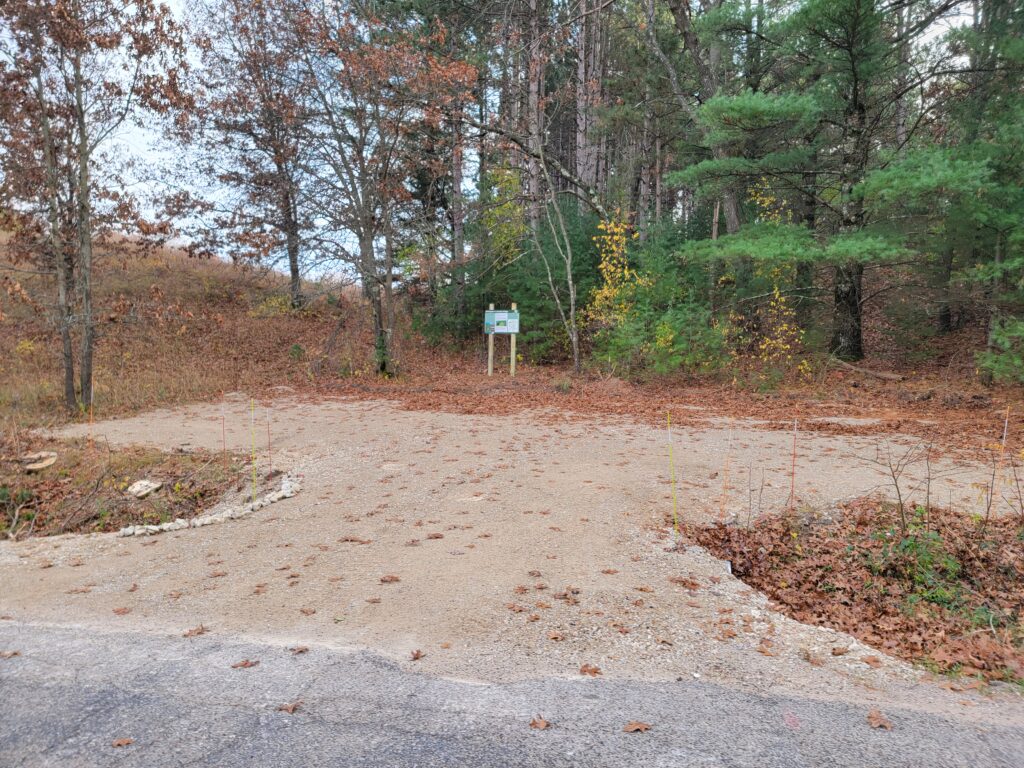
[117,474,300,537]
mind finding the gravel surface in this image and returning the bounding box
[1,397,1021,765]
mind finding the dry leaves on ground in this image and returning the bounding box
[380,575,400,584]
[278,701,302,714]
[0,650,21,659]
[112,607,131,616]
[231,659,259,669]
[866,709,893,730]
[111,738,134,747]
[579,663,602,677]
[410,649,424,661]
[289,646,309,655]
[529,717,550,730]
[623,721,651,733]
[182,625,207,638]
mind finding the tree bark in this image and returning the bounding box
[33,61,76,410]
[73,50,95,410]
[526,0,544,232]
[830,263,864,360]
[282,186,302,308]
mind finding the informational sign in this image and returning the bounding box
[484,309,520,334]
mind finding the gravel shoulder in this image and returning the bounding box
[1,396,1021,759]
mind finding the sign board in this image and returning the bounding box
[484,309,520,335]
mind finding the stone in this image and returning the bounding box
[21,452,57,472]
[127,480,163,499]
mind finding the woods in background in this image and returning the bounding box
[2,0,1023,397]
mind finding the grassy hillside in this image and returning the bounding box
[1,243,364,426]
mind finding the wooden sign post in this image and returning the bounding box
[510,302,517,378]
[487,303,495,376]
[484,303,520,377]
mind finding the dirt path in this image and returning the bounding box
[2,397,1020,727]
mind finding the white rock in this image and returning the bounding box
[127,480,162,499]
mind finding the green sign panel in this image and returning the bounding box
[484,309,520,334]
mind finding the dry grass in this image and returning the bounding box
[1,243,362,427]
[1,427,250,538]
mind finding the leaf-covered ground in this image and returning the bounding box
[1,430,248,538]
[691,500,1024,685]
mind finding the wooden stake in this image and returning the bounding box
[487,302,495,376]
[667,412,679,538]
[250,398,257,506]
[510,302,517,378]
[788,419,798,511]
[221,398,227,472]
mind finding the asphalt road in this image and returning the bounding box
[1,623,1021,768]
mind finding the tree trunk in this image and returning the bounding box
[981,232,1003,384]
[451,109,466,322]
[357,228,389,375]
[526,0,544,232]
[575,0,602,212]
[34,62,77,411]
[73,51,94,410]
[936,245,955,334]
[283,187,302,308]
[830,262,864,360]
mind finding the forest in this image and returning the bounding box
[1,0,1022,408]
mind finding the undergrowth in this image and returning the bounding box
[691,498,1024,685]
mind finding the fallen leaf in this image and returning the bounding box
[0,650,20,659]
[231,659,259,669]
[380,575,400,584]
[209,571,227,578]
[183,625,207,638]
[410,649,424,661]
[426,532,444,540]
[366,597,381,604]
[290,646,309,655]
[862,655,883,669]
[866,709,893,730]
[529,716,550,730]
[299,607,316,615]
[112,607,131,616]
[111,738,134,748]
[623,721,651,733]
[548,631,565,641]
[831,646,850,656]
[579,663,602,677]
[127,583,139,593]
[278,700,302,714]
